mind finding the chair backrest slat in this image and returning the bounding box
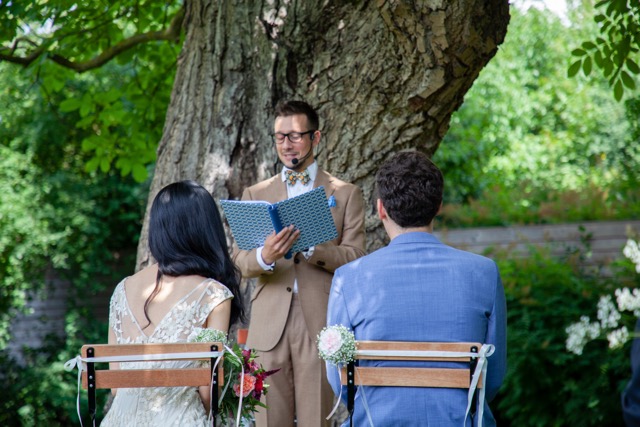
[340,367,474,388]
[81,342,219,358]
[341,341,482,389]
[355,341,479,361]
[81,368,212,389]
[80,342,224,390]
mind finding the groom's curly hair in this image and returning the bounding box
[375,151,443,228]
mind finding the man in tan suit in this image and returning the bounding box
[233,100,365,427]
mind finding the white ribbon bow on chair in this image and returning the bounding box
[64,350,224,427]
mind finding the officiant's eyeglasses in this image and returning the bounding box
[272,130,316,144]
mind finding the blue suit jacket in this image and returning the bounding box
[326,232,507,426]
[622,319,640,426]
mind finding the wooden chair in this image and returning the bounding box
[80,342,224,427]
[340,341,486,426]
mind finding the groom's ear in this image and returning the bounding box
[376,199,387,221]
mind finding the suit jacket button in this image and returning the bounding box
[317,260,325,266]
[286,287,292,292]
[294,258,300,264]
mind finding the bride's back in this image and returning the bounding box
[123,264,211,336]
[101,180,242,427]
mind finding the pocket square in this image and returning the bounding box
[327,195,336,208]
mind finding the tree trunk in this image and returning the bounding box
[136,0,510,268]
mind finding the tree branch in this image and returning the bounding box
[0,6,185,73]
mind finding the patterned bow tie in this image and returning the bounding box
[285,169,311,186]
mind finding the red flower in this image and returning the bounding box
[248,360,260,372]
[253,377,264,399]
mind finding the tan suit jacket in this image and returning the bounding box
[233,168,366,351]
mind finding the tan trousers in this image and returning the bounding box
[254,295,332,427]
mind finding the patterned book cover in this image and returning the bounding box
[220,186,338,253]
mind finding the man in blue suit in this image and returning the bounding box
[622,319,640,426]
[326,151,507,426]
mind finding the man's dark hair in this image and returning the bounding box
[275,100,320,130]
[375,151,444,228]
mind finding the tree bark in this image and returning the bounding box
[136,0,510,267]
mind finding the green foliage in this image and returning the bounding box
[438,181,640,228]
[0,59,146,341]
[0,314,110,426]
[0,0,182,181]
[569,0,640,101]
[0,57,145,424]
[492,244,640,426]
[0,4,171,423]
[435,6,640,225]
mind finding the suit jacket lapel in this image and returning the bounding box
[264,175,287,203]
[314,168,336,197]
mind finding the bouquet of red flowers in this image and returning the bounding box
[220,343,279,425]
[188,328,279,425]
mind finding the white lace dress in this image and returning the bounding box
[101,278,233,427]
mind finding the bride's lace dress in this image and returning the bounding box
[101,277,233,427]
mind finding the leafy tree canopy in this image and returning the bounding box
[0,0,184,181]
[0,59,146,348]
[569,0,640,101]
[435,5,639,224]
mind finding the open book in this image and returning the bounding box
[220,186,338,258]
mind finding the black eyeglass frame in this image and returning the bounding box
[272,130,317,144]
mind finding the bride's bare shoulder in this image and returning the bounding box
[125,264,159,287]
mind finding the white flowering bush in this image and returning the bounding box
[566,239,640,355]
[625,239,640,274]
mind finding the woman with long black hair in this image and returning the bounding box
[101,180,244,426]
